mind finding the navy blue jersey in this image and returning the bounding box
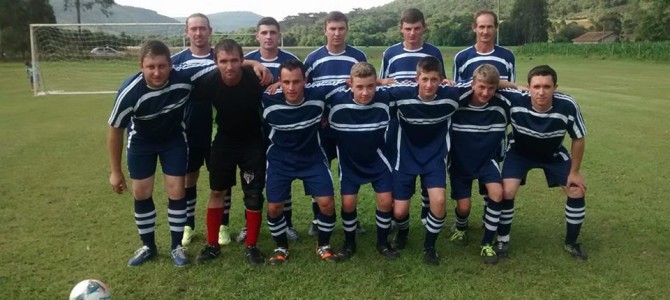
[108,69,192,142]
[453,45,516,83]
[327,85,393,182]
[262,80,342,171]
[244,49,300,82]
[449,94,511,178]
[191,67,265,146]
[380,42,445,81]
[171,48,216,147]
[303,45,367,83]
[385,82,470,174]
[498,89,587,161]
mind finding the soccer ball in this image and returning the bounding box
[69,279,111,300]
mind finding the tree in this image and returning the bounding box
[499,0,550,45]
[554,22,588,43]
[635,0,670,41]
[63,0,114,24]
[0,0,55,59]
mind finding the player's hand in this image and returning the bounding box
[253,64,273,86]
[441,78,455,86]
[109,171,127,194]
[265,82,281,94]
[566,172,586,196]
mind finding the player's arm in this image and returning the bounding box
[242,60,273,86]
[107,126,127,194]
[567,137,586,194]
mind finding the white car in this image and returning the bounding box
[90,46,124,57]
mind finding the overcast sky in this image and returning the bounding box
[114,0,394,20]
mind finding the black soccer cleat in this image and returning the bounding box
[423,248,439,266]
[564,243,588,260]
[392,232,408,250]
[244,246,265,267]
[376,244,400,260]
[494,241,509,258]
[196,244,221,263]
[338,243,356,261]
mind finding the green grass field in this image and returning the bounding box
[1,50,670,299]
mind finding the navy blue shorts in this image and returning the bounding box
[266,160,334,203]
[502,147,571,187]
[319,128,338,162]
[186,144,210,173]
[340,169,393,195]
[449,159,502,200]
[127,136,187,180]
[393,168,446,201]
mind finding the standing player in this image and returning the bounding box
[327,62,398,260]
[379,8,446,228]
[387,57,469,265]
[448,64,508,264]
[242,16,301,242]
[303,11,368,236]
[191,39,267,267]
[107,40,191,267]
[496,65,588,260]
[450,10,516,245]
[263,60,341,265]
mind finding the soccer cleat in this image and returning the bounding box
[480,245,499,265]
[269,247,289,266]
[355,221,367,234]
[244,246,265,267]
[449,229,469,247]
[236,227,247,244]
[316,245,339,263]
[564,243,588,260]
[338,244,356,261]
[182,226,194,246]
[171,245,189,267]
[218,225,231,246]
[392,232,408,250]
[307,220,318,237]
[286,227,300,241]
[196,244,221,263]
[494,241,509,258]
[127,245,156,267]
[376,244,400,260]
[423,248,439,266]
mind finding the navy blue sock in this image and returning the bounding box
[341,209,357,246]
[267,214,288,248]
[376,210,392,247]
[424,211,445,250]
[497,199,515,243]
[454,207,469,231]
[184,186,197,228]
[134,197,156,250]
[317,212,336,247]
[481,200,502,245]
[168,197,187,250]
[395,214,410,237]
[565,197,585,245]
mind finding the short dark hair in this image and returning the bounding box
[324,11,348,28]
[527,65,558,85]
[473,10,499,27]
[257,17,280,31]
[279,60,306,79]
[186,13,211,28]
[214,39,243,60]
[139,40,172,64]
[400,8,425,27]
[416,56,442,75]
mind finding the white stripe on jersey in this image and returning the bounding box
[328,102,389,116]
[330,121,389,132]
[306,55,361,78]
[387,71,418,79]
[459,104,508,121]
[400,114,450,125]
[554,93,587,137]
[458,55,514,75]
[190,65,216,82]
[395,98,459,107]
[312,74,352,81]
[262,99,324,118]
[269,115,321,131]
[262,62,281,69]
[109,76,143,126]
[451,123,507,132]
[512,121,567,139]
[134,83,192,111]
[510,107,571,124]
[377,148,393,172]
[134,94,190,121]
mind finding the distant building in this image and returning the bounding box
[572,31,618,44]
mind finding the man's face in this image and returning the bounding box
[470,79,497,106]
[215,50,243,83]
[186,17,212,49]
[279,68,306,103]
[351,75,377,105]
[256,24,280,51]
[473,13,496,45]
[324,20,348,48]
[416,70,442,100]
[400,21,425,45]
[140,54,171,88]
[528,75,557,109]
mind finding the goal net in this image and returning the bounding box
[29,23,185,96]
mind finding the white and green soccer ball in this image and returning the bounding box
[69,279,111,300]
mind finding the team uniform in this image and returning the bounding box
[171,48,216,237]
[262,80,341,252]
[386,81,469,250]
[453,45,516,83]
[108,69,192,265]
[244,49,300,81]
[496,88,587,253]
[191,66,266,252]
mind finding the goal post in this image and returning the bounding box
[29,23,185,96]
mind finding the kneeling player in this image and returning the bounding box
[496,65,588,260]
[387,57,470,265]
[327,62,398,260]
[107,40,191,267]
[448,64,508,264]
[263,60,340,264]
